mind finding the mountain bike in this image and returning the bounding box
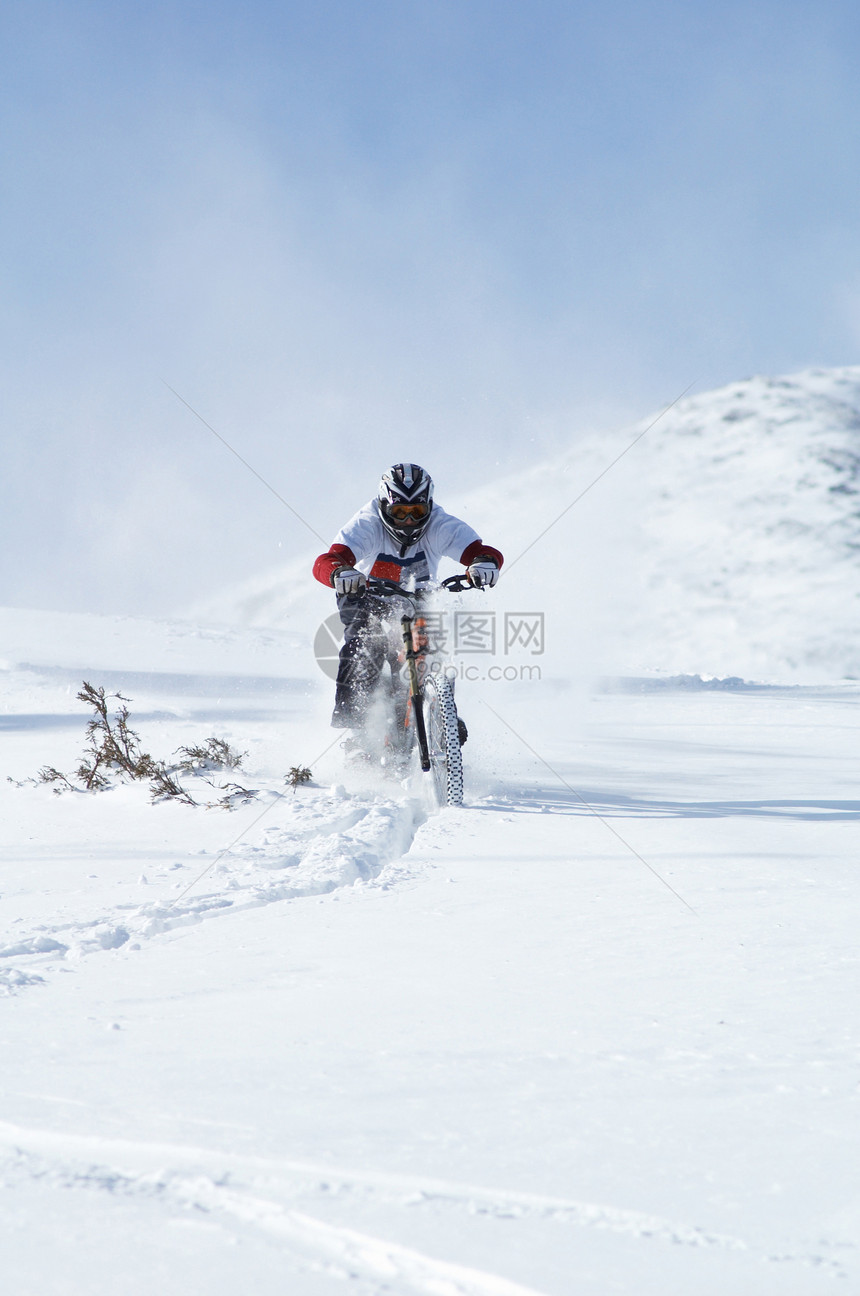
[345,573,475,806]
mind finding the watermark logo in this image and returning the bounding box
[504,612,544,655]
[313,613,345,680]
[313,610,545,681]
[454,611,496,655]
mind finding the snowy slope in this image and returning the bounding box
[198,365,860,682]
[3,598,860,1294]
[467,365,860,680]
[3,371,860,1294]
[631,366,860,678]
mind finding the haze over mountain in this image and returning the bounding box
[197,366,860,683]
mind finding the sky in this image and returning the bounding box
[2,0,860,616]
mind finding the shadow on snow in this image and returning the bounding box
[483,786,860,822]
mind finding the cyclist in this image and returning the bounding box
[313,463,503,728]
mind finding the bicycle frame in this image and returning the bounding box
[345,573,481,800]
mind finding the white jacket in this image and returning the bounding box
[332,500,481,589]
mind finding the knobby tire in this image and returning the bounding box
[422,673,464,807]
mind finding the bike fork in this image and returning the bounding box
[401,615,431,772]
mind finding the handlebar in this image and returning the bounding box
[363,572,481,598]
[440,572,477,593]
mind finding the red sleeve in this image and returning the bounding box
[459,540,504,569]
[313,543,357,587]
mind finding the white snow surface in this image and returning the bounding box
[3,368,860,1293]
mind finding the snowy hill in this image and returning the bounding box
[197,365,860,682]
[631,366,860,678]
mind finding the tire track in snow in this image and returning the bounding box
[0,967,45,994]
[0,1121,744,1252]
[0,1124,546,1296]
[176,1182,551,1296]
[0,789,425,982]
[1,1122,848,1280]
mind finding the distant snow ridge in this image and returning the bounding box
[629,366,860,679]
[477,364,860,680]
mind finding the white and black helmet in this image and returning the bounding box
[377,463,434,545]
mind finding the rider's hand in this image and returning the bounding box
[333,567,367,596]
[467,561,499,588]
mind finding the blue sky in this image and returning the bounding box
[2,0,860,613]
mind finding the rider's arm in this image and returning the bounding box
[313,502,385,587]
[313,543,357,587]
[459,539,504,570]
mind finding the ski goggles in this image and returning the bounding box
[387,501,430,521]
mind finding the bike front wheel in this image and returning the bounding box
[422,673,464,806]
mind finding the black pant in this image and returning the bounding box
[332,594,403,727]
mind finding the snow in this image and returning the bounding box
[3,368,860,1293]
[200,365,860,683]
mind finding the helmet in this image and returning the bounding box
[377,463,434,546]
